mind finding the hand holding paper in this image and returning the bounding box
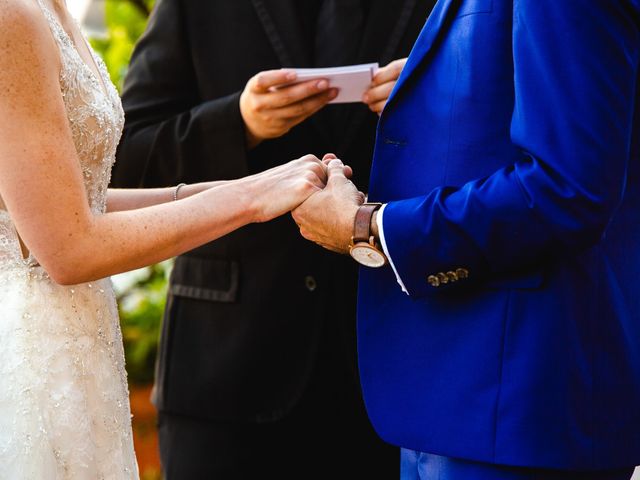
[239,69,339,149]
[363,58,407,115]
[239,60,406,149]
[285,63,379,104]
[284,59,407,112]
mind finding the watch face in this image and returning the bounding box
[350,244,386,268]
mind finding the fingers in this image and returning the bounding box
[343,165,353,179]
[314,163,329,187]
[369,100,387,115]
[371,58,406,86]
[298,153,322,163]
[296,155,355,188]
[363,81,395,107]
[322,155,352,178]
[250,69,297,93]
[299,154,328,187]
[277,88,338,119]
[362,58,406,112]
[266,79,332,108]
[326,159,349,185]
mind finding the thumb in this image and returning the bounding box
[327,159,349,186]
[323,153,338,164]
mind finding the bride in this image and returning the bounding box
[0,0,340,477]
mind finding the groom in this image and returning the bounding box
[294,0,640,478]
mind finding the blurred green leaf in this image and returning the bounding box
[90,0,164,385]
[116,262,171,384]
[91,0,155,92]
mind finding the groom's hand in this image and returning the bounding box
[292,156,365,254]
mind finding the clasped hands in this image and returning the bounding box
[240,59,407,249]
[292,154,365,255]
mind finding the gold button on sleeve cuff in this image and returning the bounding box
[456,268,469,280]
[427,268,470,288]
[427,275,440,287]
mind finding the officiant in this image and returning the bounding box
[112,0,435,478]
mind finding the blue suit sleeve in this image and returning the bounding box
[382,0,639,297]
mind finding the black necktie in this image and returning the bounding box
[314,0,365,141]
[315,0,365,68]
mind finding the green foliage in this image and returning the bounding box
[116,263,171,384]
[89,0,165,385]
[91,0,155,92]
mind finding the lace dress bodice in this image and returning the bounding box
[0,2,138,479]
[0,0,124,269]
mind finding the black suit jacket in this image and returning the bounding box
[112,0,434,422]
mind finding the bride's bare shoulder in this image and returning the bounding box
[0,0,42,31]
[0,0,57,55]
[0,0,59,81]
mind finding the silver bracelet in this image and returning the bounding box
[173,183,187,201]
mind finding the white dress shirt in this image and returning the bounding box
[377,204,409,295]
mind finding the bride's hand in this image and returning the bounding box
[244,154,329,223]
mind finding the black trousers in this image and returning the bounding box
[158,322,399,479]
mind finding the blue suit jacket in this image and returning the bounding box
[360,0,640,470]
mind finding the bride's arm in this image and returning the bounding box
[106,182,228,212]
[0,5,326,285]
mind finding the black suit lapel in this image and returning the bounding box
[250,0,311,67]
[251,0,425,150]
[336,0,419,154]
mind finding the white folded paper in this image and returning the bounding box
[286,63,379,104]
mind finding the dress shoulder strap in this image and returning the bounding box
[32,0,76,55]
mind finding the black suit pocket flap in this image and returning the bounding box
[169,256,239,302]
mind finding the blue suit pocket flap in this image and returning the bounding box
[456,0,493,17]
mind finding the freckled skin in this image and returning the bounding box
[0,0,330,285]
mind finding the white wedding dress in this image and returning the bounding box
[0,1,139,478]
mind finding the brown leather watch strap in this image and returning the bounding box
[353,203,382,243]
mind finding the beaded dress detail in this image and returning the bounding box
[0,2,138,478]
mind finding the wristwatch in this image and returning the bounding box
[349,203,388,268]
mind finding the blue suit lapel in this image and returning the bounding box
[385,0,459,110]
